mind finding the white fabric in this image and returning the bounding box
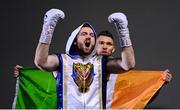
[118,28,132,47]
[65,24,83,55]
[61,22,102,109]
[108,12,128,29]
[108,12,132,47]
[39,9,65,44]
[106,74,118,109]
[61,54,103,109]
[65,23,97,58]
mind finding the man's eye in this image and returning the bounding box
[81,32,87,36]
[99,41,104,45]
[107,42,113,46]
[90,33,95,37]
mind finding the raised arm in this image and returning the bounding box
[107,12,135,73]
[34,9,65,71]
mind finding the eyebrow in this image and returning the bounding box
[80,32,94,36]
[99,40,113,44]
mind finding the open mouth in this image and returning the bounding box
[85,40,90,47]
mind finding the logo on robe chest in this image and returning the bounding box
[72,62,95,93]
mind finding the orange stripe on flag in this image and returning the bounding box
[111,70,165,109]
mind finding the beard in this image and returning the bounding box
[77,42,95,56]
[83,44,94,54]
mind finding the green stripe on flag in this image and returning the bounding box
[13,67,57,109]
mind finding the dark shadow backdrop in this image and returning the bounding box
[0,0,180,108]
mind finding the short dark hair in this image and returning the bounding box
[81,23,96,37]
[97,30,114,40]
[82,23,92,28]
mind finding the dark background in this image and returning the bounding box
[1,0,180,108]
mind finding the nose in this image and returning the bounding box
[102,44,107,50]
[85,37,91,41]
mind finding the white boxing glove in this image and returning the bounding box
[39,9,65,44]
[108,12,128,29]
[108,12,132,47]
